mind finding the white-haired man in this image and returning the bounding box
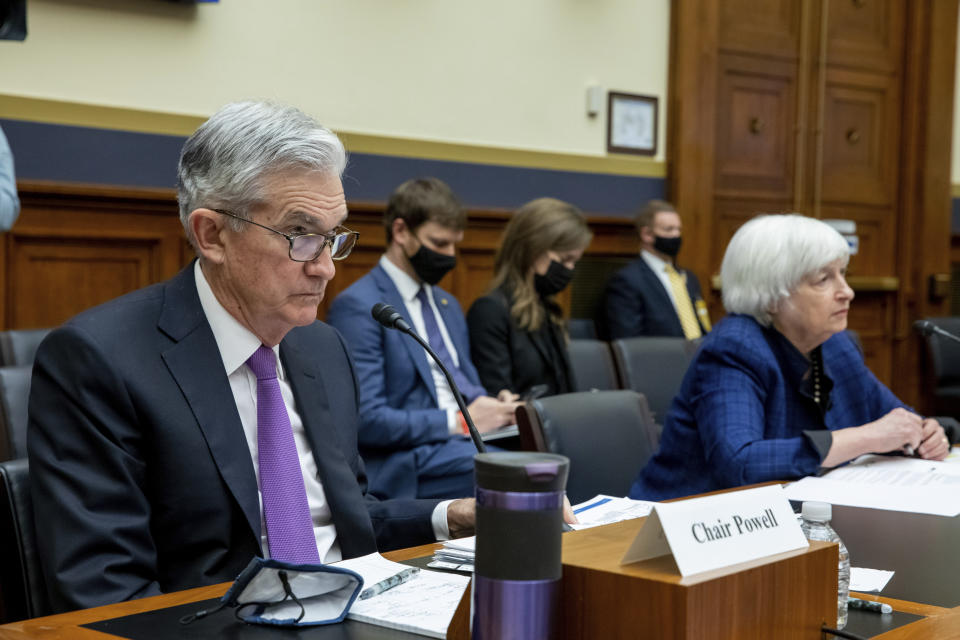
[28,101,475,613]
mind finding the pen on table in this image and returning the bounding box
[847,597,892,614]
[902,444,915,457]
[358,567,420,600]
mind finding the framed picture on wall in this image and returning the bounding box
[607,92,658,156]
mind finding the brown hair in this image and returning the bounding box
[634,199,677,235]
[384,177,466,244]
[489,198,593,331]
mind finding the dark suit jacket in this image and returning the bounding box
[27,264,438,613]
[630,315,905,500]
[467,288,573,397]
[600,256,707,339]
[326,264,485,499]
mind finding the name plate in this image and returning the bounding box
[621,485,807,576]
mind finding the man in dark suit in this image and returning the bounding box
[27,102,474,613]
[600,199,711,339]
[327,178,518,501]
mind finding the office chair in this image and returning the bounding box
[0,329,51,367]
[0,366,31,462]
[567,339,620,392]
[0,459,49,622]
[566,318,598,340]
[918,316,960,419]
[516,390,657,504]
[609,337,698,426]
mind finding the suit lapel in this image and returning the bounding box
[281,332,377,557]
[158,265,261,541]
[637,258,685,335]
[372,266,438,402]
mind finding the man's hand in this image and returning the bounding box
[918,418,951,461]
[447,498,475,539]
[447,494,579,540]
[468,396,520,433]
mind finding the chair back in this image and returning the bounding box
[567,318,598,340]
[610,337,698,425]
[0,367,32,462]
[0,459,49,622]
[567,339,619,392]
[0,329,51,368]
[918,317,960,418]
[516,390,657,503]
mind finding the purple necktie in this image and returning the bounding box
[416,286,486,402]
[247,345,320,564]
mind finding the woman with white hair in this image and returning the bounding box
[629,214,950,500]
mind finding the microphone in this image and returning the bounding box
[913,320,960,345]
[371,303,487,453]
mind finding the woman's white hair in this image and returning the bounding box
[176,100,347,248]
[721,214,850,326]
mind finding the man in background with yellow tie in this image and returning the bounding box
[599,199,711,340]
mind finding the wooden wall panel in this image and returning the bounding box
[820,69,901,207]
[9,181,639,333]
[715,55,797,199]
[719,0,801,59]
[827,0,905,73]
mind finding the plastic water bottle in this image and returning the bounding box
[800,501,850,629]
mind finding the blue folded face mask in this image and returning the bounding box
[181,557,363,627]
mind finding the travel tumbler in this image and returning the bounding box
[472,452,569,640]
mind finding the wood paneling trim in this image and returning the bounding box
[9,181,637,330]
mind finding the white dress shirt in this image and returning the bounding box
[379,255,463,434]
[642,249,683,314]
[194,262,452,557]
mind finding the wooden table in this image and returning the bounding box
[2,508,959,639]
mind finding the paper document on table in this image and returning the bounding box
[783,455,960,516]
[333,552,414,587]
[346,567,470,638]
[850,567,895,593]
[570,495,656,530]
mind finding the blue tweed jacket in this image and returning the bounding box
[629,314,905,500]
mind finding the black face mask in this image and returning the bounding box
[653,235,682,258]
[408,244,457,285]
[534,260,575,296]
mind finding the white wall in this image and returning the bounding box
[0,0,671,161]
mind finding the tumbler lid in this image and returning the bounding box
[475,452,569,492]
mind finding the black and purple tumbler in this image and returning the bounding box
[472,452,569,640]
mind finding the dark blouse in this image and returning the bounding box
[466,287,574,398]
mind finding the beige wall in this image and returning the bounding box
[0,0,671,162]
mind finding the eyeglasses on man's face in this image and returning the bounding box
[211,209,359,262]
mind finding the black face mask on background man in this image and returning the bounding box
[534,260,574,296]
[408,243,457,285]
[653,235,682,258]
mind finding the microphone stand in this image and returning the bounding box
[397,327,487,453]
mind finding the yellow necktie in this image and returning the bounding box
[665,264,702,339]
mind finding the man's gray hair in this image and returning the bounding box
[721,214,850,326]
[177,100,347,247]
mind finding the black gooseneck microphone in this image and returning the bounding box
[371,303,487,453]
[913,320,960,345]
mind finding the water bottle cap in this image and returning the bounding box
[801,501,832,522]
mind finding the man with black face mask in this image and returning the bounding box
[328,178,519,501]
[599,199,711,339]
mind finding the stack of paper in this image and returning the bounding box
[429,536,476,572]
[783,454,960,516]
[427,495,656,573]
[335,553,470,639]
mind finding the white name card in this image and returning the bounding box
[621,485,808,576]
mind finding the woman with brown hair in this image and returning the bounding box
[467,197,592,398]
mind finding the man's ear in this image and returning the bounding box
[639,225,654,245]
[190,209,228,264]
[391,218,410,245]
